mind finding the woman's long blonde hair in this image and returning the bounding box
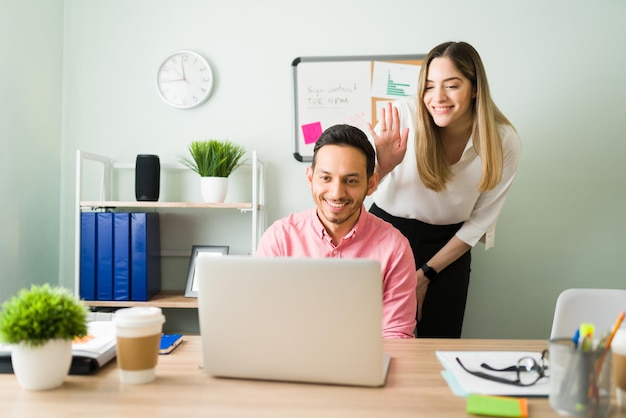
[415,41,513,192]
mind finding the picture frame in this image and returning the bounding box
[184,245,229,297]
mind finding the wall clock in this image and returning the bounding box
[156,50,214,109]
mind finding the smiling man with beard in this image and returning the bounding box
[256,124,417,339]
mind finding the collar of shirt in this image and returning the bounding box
[311,206,366,246]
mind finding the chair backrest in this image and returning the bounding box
[550,288,626,339]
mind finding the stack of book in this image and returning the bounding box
[80,212,161,301]
[0,321,117,375]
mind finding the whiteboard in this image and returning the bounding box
[292,54,425,162]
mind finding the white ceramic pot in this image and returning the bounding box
[11,339,73,390]
[200,176,228,203]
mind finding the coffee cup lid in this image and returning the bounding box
[113,306,165,327]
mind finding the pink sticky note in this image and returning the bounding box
[302,122,323,145]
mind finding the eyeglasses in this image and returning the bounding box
[455,349,549,387]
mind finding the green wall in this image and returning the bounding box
[0,0,64,304]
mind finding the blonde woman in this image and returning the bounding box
[367,41,521,338]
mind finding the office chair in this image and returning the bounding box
[550,288,626,339]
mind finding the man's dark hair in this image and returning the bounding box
[312,124,375,178]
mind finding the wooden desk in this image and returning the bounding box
[1,338,624,417]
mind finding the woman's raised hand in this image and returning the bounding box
[367,102,409,178]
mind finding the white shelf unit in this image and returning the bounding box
[74,149,265,308]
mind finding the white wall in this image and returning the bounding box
[54,0,626,338]
[0,0,63,304]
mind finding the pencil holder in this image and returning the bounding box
[549,338,611,417]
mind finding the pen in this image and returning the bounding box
[581,332,593,352]
[579,323,595,351]
[572,329,580,349]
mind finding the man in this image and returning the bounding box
[256,124,417,338]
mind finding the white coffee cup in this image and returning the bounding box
[113,307,165,384]
[613,326,626,411]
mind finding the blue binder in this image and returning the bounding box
[130,212,161,301]
[113,212,131,301]
[96,212,114,301]
[79,212,97,300]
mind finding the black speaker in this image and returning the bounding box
[135,154,160,201]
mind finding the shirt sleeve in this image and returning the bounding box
[381,236,417,339]
[255,223,285,257]
[455,125,521,249]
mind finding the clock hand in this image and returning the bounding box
[181,60,190,84]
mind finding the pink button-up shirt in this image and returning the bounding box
[256,206,417,338]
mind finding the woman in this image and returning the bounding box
[367,41,521,338]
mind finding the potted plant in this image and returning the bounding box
[179,139,246,203]
[0,284,88,390]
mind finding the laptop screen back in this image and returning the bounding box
[195,255,389,387]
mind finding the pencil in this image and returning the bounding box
[590,311,625,404]
[604,311,625,350]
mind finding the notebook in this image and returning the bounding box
[195,255,390,387]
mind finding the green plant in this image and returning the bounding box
[0,284,88,347]
[179,139,246,177]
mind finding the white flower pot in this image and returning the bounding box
[11,339,73,390]
[200,176,228,203]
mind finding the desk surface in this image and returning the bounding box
[1,337,624,418]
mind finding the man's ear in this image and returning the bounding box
[366,172,379,196]
[306,165,313,186]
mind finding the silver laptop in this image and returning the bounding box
[195,255,391,387]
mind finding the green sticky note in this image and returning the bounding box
[466,394,527,418]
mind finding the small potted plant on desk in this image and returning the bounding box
[179,139,246,203]
[0,284,88,390]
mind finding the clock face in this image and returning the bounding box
[156,50,214,109]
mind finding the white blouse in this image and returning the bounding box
[371,98,521,250]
